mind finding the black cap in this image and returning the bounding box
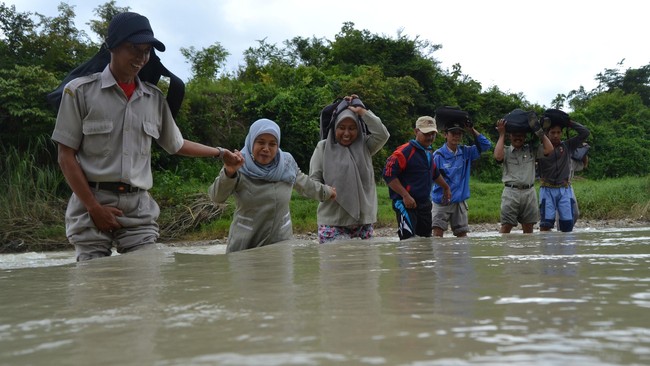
[445,122,464,132]
[105,12,165,52]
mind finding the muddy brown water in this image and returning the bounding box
[1,227,649,365]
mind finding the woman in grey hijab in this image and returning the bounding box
[309,95,390,244]
[209,119,336,253]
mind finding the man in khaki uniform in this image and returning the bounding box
[52,12,241,260]
[493,111,553,233]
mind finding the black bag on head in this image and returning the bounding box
[503,109,534,133]
[434,106,470,131]
[542,108,570,129]
[319,97,369,140]
[46,47,185,118]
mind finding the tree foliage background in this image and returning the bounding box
[2,0,649,190]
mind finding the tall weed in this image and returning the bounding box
[0,138,67,249]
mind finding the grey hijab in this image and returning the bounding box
[239,119,298,184]
[323,109,374,220]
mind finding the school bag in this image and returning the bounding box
[46,46,185,118]
[542,108,571,129]
[503,108,534,133]
[434,106,470,131]
[319,96,369,140]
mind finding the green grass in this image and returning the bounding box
[0,139,68,250]
[573,176,650,219]
[466,181,503,222]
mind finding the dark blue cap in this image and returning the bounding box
[105,12,165,52]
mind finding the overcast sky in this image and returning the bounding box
[5,0,649,107]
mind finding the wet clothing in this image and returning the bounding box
[536,122,590,187]
[536,122,590,231]
[209,166,331,253]
[392,200,433,240]
[318,224,374,244]
[51,66,184,259]
[431,134,491,234]
[568,158,585,222]
[431,201,469,236]
[497,144,539,226]
[539,186,576,232]
[67,190,160,261]
[383,139,441,240]
[500,186,539,226]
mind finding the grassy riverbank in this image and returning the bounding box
[190,176,650,241]
[1,145,649,252]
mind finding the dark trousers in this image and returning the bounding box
[392,199,433,240]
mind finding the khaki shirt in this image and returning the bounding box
[501,144,536,186]
[51,66,184,190]
[208,168,331,253]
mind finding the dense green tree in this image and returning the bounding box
[181,43,230,81]
[0,2,96,148]
[86,0,128,43]
[572,90,650,178]
[0,65,59,148]
[0,3,95,76]
[568,60,650,110]
[178,78,248,149]
[593,62,650,107]
[285,35,332,68]
[0,3,38,68]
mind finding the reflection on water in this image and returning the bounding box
[1,228,649,365]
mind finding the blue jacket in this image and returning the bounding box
[431,134,491,203]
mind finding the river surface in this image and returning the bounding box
[1,227,649,365]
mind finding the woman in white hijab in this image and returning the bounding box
[209,118,336,253]
[309,95,390,243]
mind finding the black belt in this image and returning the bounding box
[540,181,570,188]
[505,183,534,190]
[89,181,142,194]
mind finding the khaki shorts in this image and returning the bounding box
[432,201,469,236]
[500,186,539,226]
[65,190,160,261]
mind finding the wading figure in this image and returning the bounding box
[52,12,241,261]
[209,119,335,253]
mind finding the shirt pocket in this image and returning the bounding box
[522,153,535,165]
[506,157,522,169]
[81,120,113,156]
[140,121,160,155]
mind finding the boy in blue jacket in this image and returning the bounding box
[431,115,492,237]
